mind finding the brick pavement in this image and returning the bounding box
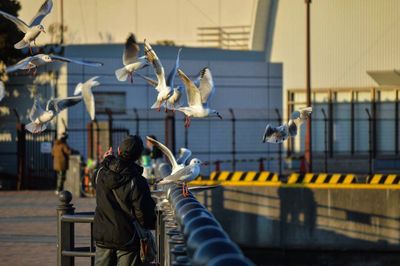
[0,191,96,266]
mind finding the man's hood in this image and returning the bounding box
[100,155,144,189]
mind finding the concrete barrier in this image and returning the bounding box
[194,184,400,251]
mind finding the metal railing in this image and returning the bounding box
[56,191,95,266]
[56,187,255,266]
[197,25,251,50]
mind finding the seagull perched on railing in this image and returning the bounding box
[146,136,202,197]
[6,54,103,74]
[26,95,82,134]
[262,107,313,143]
[73,76,100,121]
[176,67,222,128]
[0,0,53,54]
[115,33,148,83]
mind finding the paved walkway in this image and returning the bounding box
[0,191,96,266]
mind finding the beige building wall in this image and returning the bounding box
[17,0,257,47]
[269,0,400,90]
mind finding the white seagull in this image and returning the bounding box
[115,33,148,83]
[137,48,183,111]
[176,67,222,128]
[6,54,103,74]
[262,106,313,144]
[26,95,82,134]
[73,76,100,121]
[143,39,173,111]
[146,136,191,175]
[0,0,53,53]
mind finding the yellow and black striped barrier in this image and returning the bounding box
[367,174,400,184]
[286,173,356,184]
[210,171,279,182]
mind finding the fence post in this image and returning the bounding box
[215,160,221,172]
[105,108,113,149]
[57,191,75,266]
[275,108,282,175]
[258,158,264,172]
[14,109,25,190]
[165,112,176,155]
[321,108,328,173]
[229,109,236,171]
[365,108,373,176]
[133,108,140,136]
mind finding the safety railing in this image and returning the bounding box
[56,191,95,266]
[56,187,255,266]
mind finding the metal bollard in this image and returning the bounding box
[57,191,75,266]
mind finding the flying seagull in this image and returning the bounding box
[115,33,148,83]
[143,39,174,111]
[262,107,313,144]
[26,95,82,134]
[0,0,53,54]
[137,48,183,111]
[73,76,100,120]
[176,67,222,128]
[6,54,103,74]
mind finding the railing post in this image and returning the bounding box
[215,160,221,172]
[258,158,264,172]
[14,109,25,191]
[321,108,328,173]
[229,109,236,171]
[365,108,373,176]
[57,191,75,266]
[275,108,282,175]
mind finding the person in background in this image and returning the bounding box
[146,135,164,178]
[93,135,156,265]
[52,132,72,195]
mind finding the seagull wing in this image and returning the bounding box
[176,148,192,165]
[50,55,104,67]
[123,33,139,65]
[6,57,33,73]
[47,96,82,114]
[177,69,202,107]
[81,77,99,120]
[198,67,215,105]
[0,11,29,33]
[166,48,182,88]
[264,124,289,144]
[160,166,194,183]
[30,96,45,122]
[144,39,166,89]
[135,72,159,87]
[291,106,312,126]
[146,136,179,171]
[29,0,53,26]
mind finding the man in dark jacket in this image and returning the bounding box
[93,135,156,266]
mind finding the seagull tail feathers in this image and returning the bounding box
[14,39,29,49]
[115,67,129,82]
[151,100,161,109]
[25,122,47,134]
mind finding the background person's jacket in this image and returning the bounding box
[93,155,156,250]
[51,140,71,171]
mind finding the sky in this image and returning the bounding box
[17,0,257,46]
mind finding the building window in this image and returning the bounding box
[93,92,126,114]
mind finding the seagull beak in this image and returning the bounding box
[41,29,46,33]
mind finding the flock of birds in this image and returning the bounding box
[0,0,313,192]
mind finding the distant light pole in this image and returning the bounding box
[305,0,312,172]
[365,108,373,176]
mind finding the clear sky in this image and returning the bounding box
[17,0,256,46]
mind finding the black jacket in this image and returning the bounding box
[93,155,156,250]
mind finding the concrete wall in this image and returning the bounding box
[197,185,400,250]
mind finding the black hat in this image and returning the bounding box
[119,135,143,160]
